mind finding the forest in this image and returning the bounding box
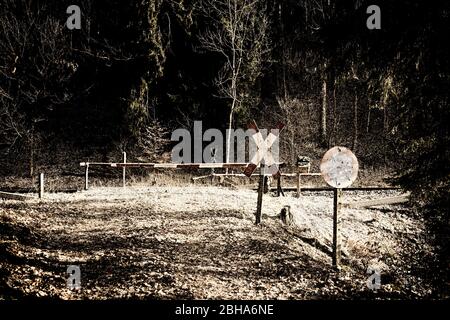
[0,0,449,299]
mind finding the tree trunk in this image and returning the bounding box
[29,136,34,178]
[352,93,358,151]
[290,134,295,165]
[321,73,327,146]
[225,76,237,169]
[29,124,34,179]
[279,2,287,99]
[383,106,388,134]
[226,4,237,167]
[305,1,308,23]
[225,104,234,164]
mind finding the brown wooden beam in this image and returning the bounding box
[0,191,35,201]
[111,162,285,169]
[342,194,410,208]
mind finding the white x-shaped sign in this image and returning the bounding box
[244,121,284,178]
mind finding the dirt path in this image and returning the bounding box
[0,186,434,299]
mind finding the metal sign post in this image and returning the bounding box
[320,146,359,268]
[332,188,342,266]
[255,163,265,225]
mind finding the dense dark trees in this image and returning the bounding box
[0,1,446,169]
[0,0,447,188]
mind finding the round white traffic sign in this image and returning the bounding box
[320,146,359,188]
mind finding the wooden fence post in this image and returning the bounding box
[296,173,301,198]
[123,152,127,188]
[276,176,280,196]
[276,176,284,197]
[39,173,44,199]
[255,166,264,225]
[332,188,342,267]
[85,163,89,190]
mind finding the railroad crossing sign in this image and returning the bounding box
[320,146,358,268]
[243,121,284,179]
[320,146,359,189]
[243,120,284,225]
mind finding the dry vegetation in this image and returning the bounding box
[0,185,435,300]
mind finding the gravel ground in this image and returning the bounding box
[0,185,435,300]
